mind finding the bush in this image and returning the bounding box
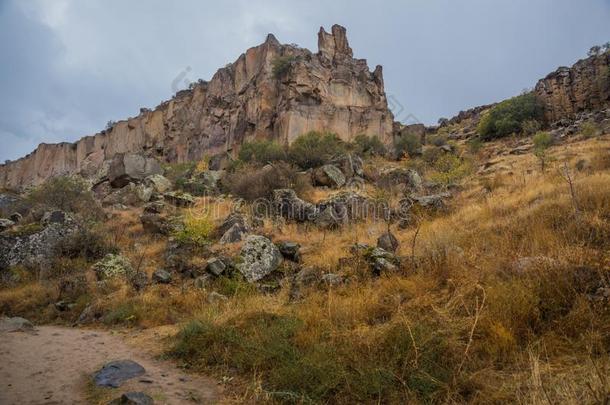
[26,176,100,219]
[533,131,554,171]
[428,154,474,185]
[394,132,422,158]
[477,93,544,140]
[53,227,118,261]
[287,132,347,169]
[224,162,311,201]
[427,134,448,147]
[350,134,387,156]
[238,139,287,165]
[173,212,215,247]
[272,55,297,78]
[580,121,600,138]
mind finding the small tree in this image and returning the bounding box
[238,139,287,165]
[533,131,553,172]
[105,120,116,131]
[288,131,346,169]
[351,134,387,156]
[394,132,422,159]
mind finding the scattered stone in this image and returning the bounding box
[9,212,22,223]
[313,164,346,188]
[511,256,557,273]
[207,291,228,304]
[0,218,15,232]
[129,271,149,291]
[409,193,451,211]
[206,257,227,276]
[140,212,182,236]
[102,183,143,207]
[219,222,248,244]
[237,235,282,282]
[109,392,154,405]
[152,269,172,284]
[54,301,75,312]
[163,192,195,208]
[92,254,134,280]
[194,274,212,289]
[108,153,163,188]
[0,317,34,332]
[143,201,166,214]
[93,360,146,388]
[377,231,399,253]
[273,189,318,222]
[321,273,343,286]
[144,174,172,193]
[277,241,301,263]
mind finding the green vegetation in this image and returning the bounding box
[238,139,287,165]
[272,55,297,78]
[173,212,215,247]
[477,93,544,140]
[26,175,101,220]
[581,121,601,138]
[532,131,554,171]
[350,134,387,156]
[287,131,347,169]
[224,162,311,201]
[394,132,422,158]
[427,153,474,185]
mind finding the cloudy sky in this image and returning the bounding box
[1,0,609,162]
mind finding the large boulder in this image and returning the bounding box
[144,174,172,193]
[0,211,79,271]
[237,235,282,282]
[217,212,249,243]
[92,254,133,280]
[377,231,399,253]
[273,189,318,222]
[108,153,163,188]
[0,218,15,232]
[163,192,195,208]
[102,183,150,206]
[313,164,346,188]
[409,193,451,211]
[378,168,422,191]
[330,153,364,178]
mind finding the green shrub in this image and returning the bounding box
[26,176,101,219]
[477,93,544,140]
[580,121,601,138]
[394,132,422,158]
[467,137,484,154]
[350,134,387,156]
[53,227,118,261]
[428,154,474,185]
[238,139,287,165]
[427,134,448,147]
[173,212,215,247]
[272,55,297,78]
[287,132,347,169]
[522,119,542,135]
[533,131,554,171]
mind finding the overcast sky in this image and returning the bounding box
[1,0,609,162]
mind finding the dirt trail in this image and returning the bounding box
[0,323,220,404]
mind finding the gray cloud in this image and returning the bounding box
[1,0,609,161]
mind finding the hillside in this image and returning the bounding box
[1,26,610,404]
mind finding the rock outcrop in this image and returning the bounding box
[0,24,394,191]
[535,51,610,123]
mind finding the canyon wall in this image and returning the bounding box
[535,51,610,123]
[0,24,394,190]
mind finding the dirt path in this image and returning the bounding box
[0,323,220,404]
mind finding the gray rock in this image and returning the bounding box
[144,174,172,193]
[129,271,148,291]
[194,274,212,289]
[143,201,166,214]
[219,222,248,244]
[109,392,154,405]
[377,232,399,253]
[237,235,282,282]
[135,184,153,203]
[313,164,346,188]
[273,189,318,222]
[207,291,228,304]
[216,212,249,237]
[93,360,146,388]
[278,241,301,263]
[0,317,34,332]
[163,192,195,208]
[321,273,343,286]
[152,269,172,284]
[9,212,22,223]
[108,153,163,188]
[206,257,227,276]
[409,193,450,211]
[0,218,14,232]
[92,254,134,280]
[140,213,182,236]
[331,153,364,178]
[102,183,143,207]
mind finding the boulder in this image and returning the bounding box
[313,164,346,188]
[206,257,227,276]
[321,273,344,286]
[0,316,34,332]
[273,189,318,222]
[377,231,399,253]
[92,254,133,280]
[330,153,364,178]
[109,392,154,405]
[102,183,143,206]
[140,213,182,236]
[129,271,148,291]
[0,218,15,232]
[409,193,450,211]
[207,291,229,304]
[278,241,301,262]
[351,243,400,275]
[144,174,172,193]
[108,153,163,188]
[93,360,146,388]
[9,212,22,223]
[143,201,166,214]
[163,192,195,208]
[219,222,248,244]
[237,235,282,282]
[378,168,422,191]
[152,269,172,284]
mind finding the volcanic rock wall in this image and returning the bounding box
[0,24,394,190]
[535,51,610,123]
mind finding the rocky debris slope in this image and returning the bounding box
[0,24,393,191]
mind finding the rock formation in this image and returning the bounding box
[535,51,610,123]
[0,24,394,191]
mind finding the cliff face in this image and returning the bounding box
[0,24,394,190]
[535,51,610,123]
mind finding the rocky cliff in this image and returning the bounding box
[0,24,394,191]
[535,51,610,123]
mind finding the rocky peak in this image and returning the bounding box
[318,24,354,61]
